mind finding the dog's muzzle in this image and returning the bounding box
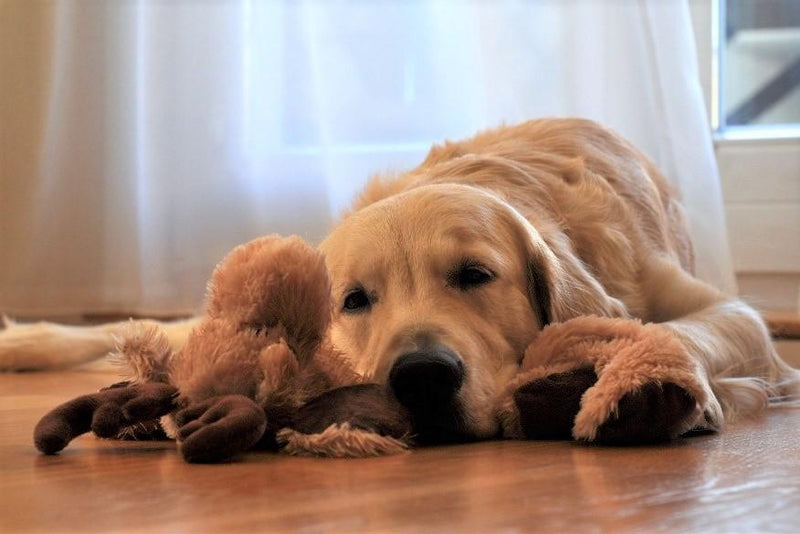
[388,346,470,444]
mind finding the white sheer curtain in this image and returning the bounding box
[0,0,735,317]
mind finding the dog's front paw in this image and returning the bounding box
[175,395,267,463]
[591,382,697,444]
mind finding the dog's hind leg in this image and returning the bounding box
[645,259,800,427]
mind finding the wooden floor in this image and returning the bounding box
[2,372,799,533]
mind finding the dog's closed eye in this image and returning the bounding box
[449,261,494,291]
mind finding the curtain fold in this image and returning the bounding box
[0,0,735,317]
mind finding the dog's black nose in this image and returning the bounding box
[389,347,464,410]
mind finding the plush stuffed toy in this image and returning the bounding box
[34,235,705,463]
[496,316,706,444]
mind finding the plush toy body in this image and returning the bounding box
[35,235,707,462]
[36,236,412,462]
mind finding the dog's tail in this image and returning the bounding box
[0,316,120,372]
[108,322,174,383]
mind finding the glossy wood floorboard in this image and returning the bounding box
[1,372,798,533]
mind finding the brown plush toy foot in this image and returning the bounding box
[292,384,411,438]
[513,367,598,440]
[174,395,267,463]
[34,382,177,454]
[277,384,413,457]
[513,369,697,444]
[591,381,697,444]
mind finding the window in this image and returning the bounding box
[714,0,800,138]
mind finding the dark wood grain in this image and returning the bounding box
[1,372,799,533]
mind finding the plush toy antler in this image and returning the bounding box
[35,236,411,462]
[34,381,177,455]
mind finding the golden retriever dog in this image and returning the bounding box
[2,118,798,443]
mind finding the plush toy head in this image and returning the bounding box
[155,235,415,460]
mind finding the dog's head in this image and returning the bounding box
[319,183,623,443]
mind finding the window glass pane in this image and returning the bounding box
[722,0,800,129]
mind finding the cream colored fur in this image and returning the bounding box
[277,424,409,458]
[2,118,797,437]
[0,316,198,372]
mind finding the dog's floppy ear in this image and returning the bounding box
[521,223,629,326]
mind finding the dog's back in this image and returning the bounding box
[352,118,693,319]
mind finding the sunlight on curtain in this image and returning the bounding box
[0,0,735,316]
